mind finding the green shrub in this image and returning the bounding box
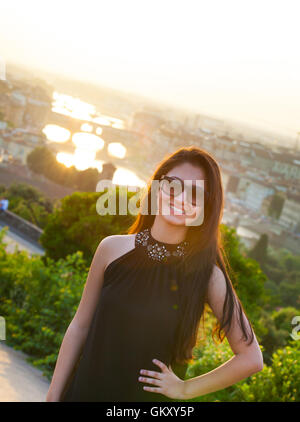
[0,228,88,378]
[232,340,300,401]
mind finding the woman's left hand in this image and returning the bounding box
[138,358,185,400]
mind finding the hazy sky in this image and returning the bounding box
[1,0,299,138]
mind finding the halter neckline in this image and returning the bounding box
[135,228,190,263]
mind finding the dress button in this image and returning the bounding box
[170,280,178,291]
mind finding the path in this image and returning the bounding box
[0,223,44,256]
[0,341,50,402]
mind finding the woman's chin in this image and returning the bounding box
[161,212,196,226]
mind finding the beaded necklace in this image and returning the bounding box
[135,228,190,263]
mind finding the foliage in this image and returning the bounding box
[182,310,300,402]
[248,233,269,269]
[231,340,300,402]
[0,227,88,379]
[0,182,53,228]
[268,193,284,219]
[26,145,115,191]
[40,189,136,265]
[1,193,299,401]
[248,246,300,309]
[220,225,269,322]
[256,307,299,365]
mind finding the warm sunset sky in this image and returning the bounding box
[0,0,299,138]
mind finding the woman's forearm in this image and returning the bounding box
[46,321,89,401]
[181,353,263,400]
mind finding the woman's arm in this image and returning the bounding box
[181,265,264,400]
[46,236,112,401]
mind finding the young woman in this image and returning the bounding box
[46,146,263,402]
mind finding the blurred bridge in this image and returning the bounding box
[47,111,144,149]
[46,111,150,183]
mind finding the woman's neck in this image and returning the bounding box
[150,217,188,245]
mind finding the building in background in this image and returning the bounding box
[129,110,165,136]
[279,194,300,233]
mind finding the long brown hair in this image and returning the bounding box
[127,146,255,365]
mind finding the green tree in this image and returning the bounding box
[2,182,53,228]
[278,280,300,308]
[27,145,56,176]
[221,225,269,320]
[268,193,285,219]
[40,188,136,264]
[256,309,292,365]
[248,233,269,269]
[0,227,89,378]
[27,145,115,191]
[74,167,100,191]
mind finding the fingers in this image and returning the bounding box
[139,359,173,396]
[140,369,163,379]
[138,376,161,386]
[152,358,168,372]
[142,385,163,393]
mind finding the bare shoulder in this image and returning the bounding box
[99,234,137,271]
[100,233,136,251]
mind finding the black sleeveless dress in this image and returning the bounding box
[61,228,190,402]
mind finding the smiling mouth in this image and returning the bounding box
[169,203,186,214]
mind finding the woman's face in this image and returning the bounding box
[157,162,207,227]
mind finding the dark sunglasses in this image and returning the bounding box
[159,175,209,206]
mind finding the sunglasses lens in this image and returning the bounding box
[186,185,205,205]
[161,179,182,196]
[160,177,208,205]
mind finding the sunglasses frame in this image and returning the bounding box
[159,175,209,205]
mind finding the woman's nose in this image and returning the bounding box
[173,190,191,211]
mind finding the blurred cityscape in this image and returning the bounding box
[1,62,299,255]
